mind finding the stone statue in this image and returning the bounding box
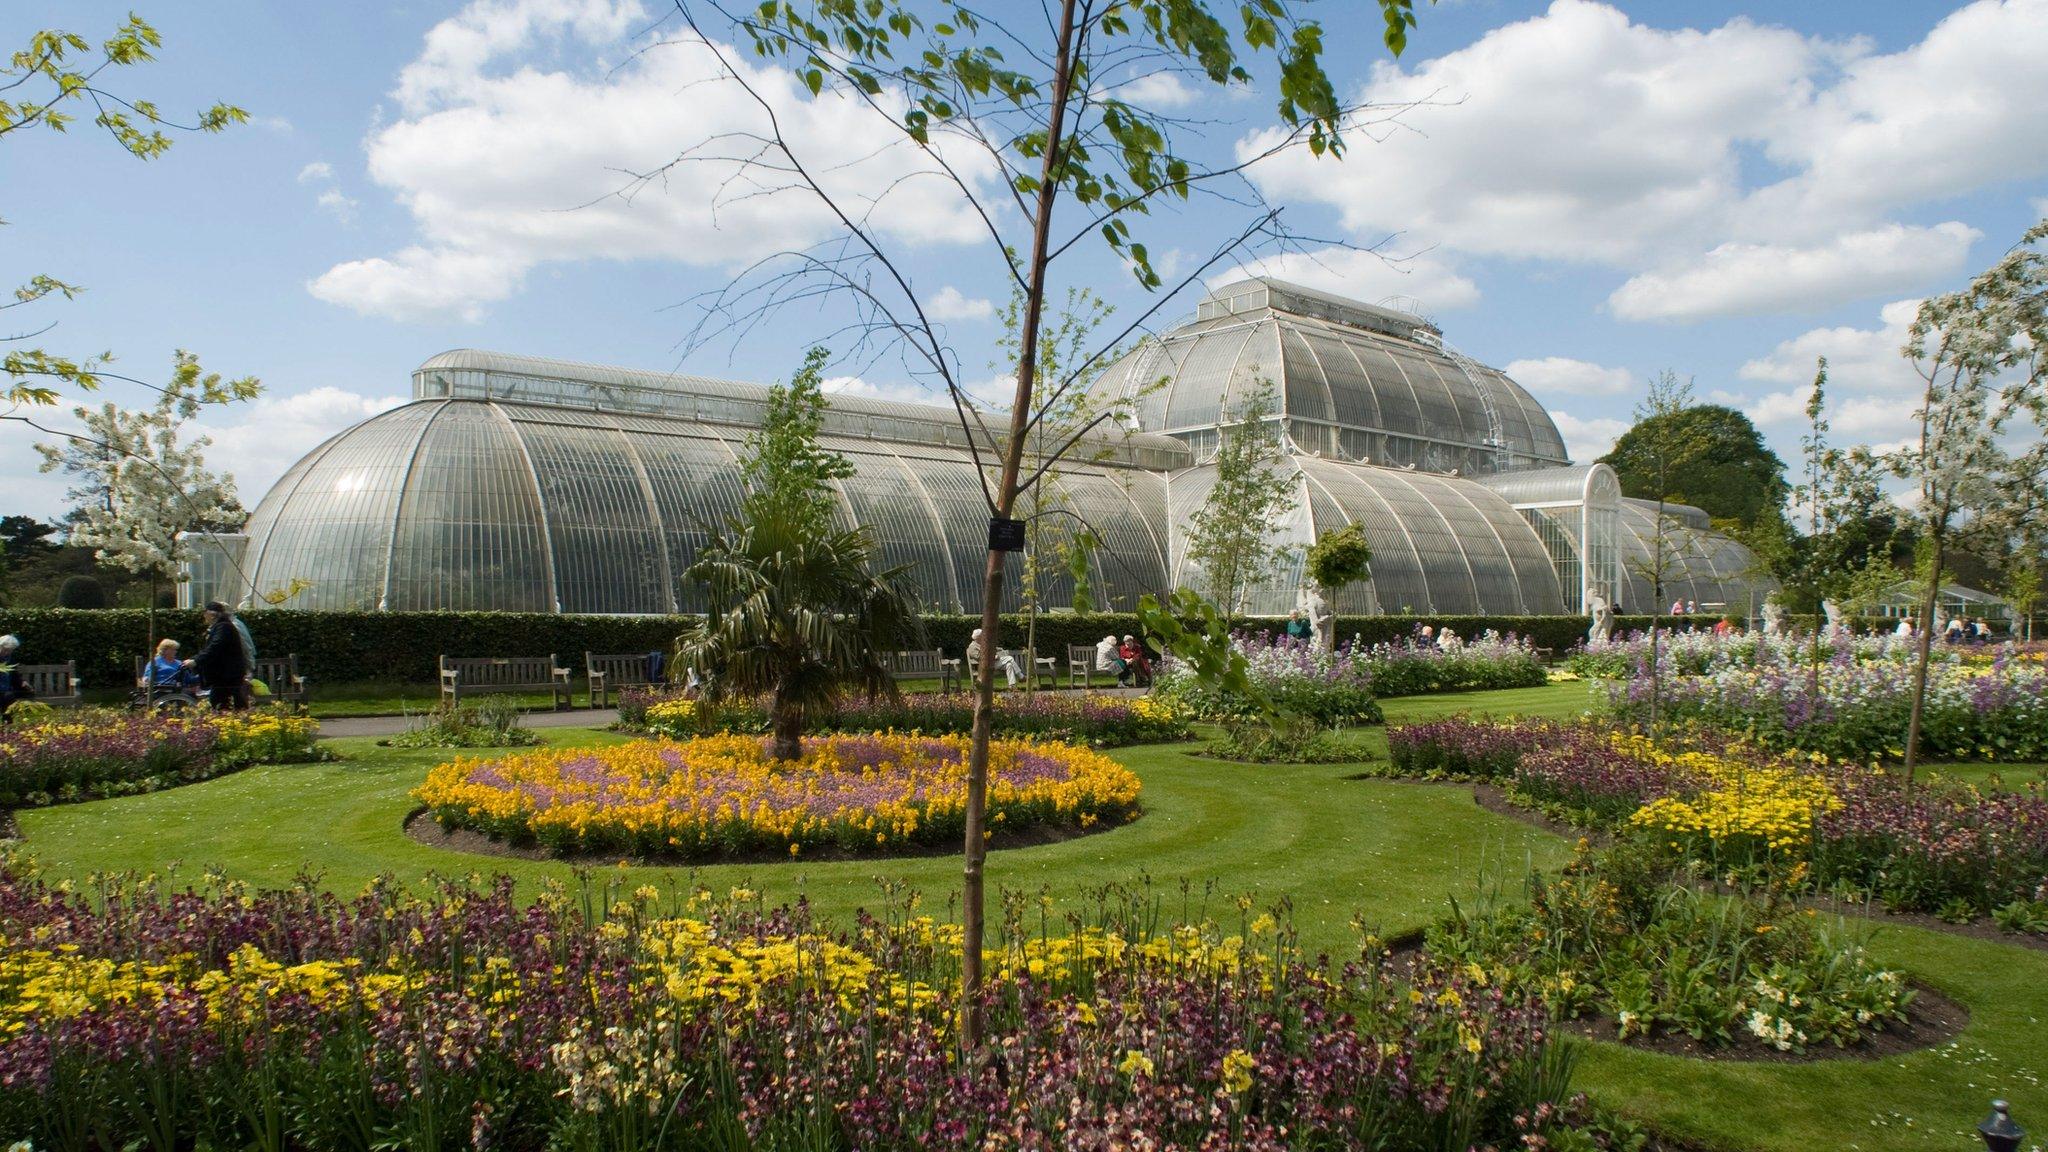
[1587,594,1615,645]
[1762,599,1785,636]
[1822,599,1846,634]
[1303,587,1335,652]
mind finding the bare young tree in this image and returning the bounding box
[643,0,1428,1044]
[1892,219,2048,784]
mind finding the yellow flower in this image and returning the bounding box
[1117,1050,1155,1078]
[1220,1048,1255,1095]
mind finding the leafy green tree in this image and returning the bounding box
[1303,523,1372,649]
[1603,404,1788,532]
[1187,383,1298,618]
[677,352,919,761]
[735,346,854,536]
[1890,219,2048,782]
[4,15,253,417]
[674,0,1421,1041]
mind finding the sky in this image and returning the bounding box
[4,0,2046,523]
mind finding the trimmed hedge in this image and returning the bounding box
[0,608,1660,689]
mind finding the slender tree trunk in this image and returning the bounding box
[1902,527,1945,788]
[771,692,803,761]
[962,0,1079,1053]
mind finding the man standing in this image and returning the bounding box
[183,601,250,710]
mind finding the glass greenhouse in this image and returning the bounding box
[225,279,1769,620]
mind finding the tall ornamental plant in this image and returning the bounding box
[669,0,1425,1044]
[1891,219,2048,783]
[677,349,919,760]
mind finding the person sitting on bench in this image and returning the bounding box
[967,628,1023,689]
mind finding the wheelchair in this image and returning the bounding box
[132,678,204,713]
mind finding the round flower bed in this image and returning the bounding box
[415,732,1142,859]
[0,707,325,808]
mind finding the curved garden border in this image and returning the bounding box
[401,804,1138,867]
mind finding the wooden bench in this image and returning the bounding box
[586,651,662,708]
[968,648,1055,690]
[881,648,962,693]
[440,655,572,710]
[1067,644,1099,688]
[13,662,82,708]
[133,653,309,708]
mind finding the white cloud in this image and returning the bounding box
[1244,0,2048,318]
[1549,410,1630,463]
[297,161,334,183]
[309,246,527,323]
[1245,1,1818,264]
[1502,356,1635,398]
[1607,223,1977,321]
[1739,298,1922,393]
[927,286,994,322]
[315,189,360,225]
[819,374,935,405]
[193,388,409,506]
[1740,298,1927,444]
[314,0,999,322]
[1217,246,1479,312]
[1111,71,1203,109]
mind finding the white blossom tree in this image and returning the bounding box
[1891,219,2048,782]
[36,353,243,650]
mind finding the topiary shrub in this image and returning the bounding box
[55,575,107,609]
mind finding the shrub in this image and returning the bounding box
[1427,842,1914,1051]
[0,866,1593,1152]
[416,732,1143,858]
[0,607,1663,694]
[55,575,107,609]
[385,696,537,749]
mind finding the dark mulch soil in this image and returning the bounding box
[0,808,17,841]
[402,806,1134,867]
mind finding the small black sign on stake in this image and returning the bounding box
[987,517,1027,552]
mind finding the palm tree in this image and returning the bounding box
[678,504,919,760]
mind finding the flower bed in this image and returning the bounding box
[1427,843,1915,1052]
[1566,630,1938,681]
[1606,655,2048,762]
[0,866,1596,1152]
[417,732,1143,858]
[1389,717,2048,922]
[624,689,1190,747]
[1156,630,1543,728]
[0,707,325,808]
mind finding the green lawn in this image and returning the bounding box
[11,678,2047,1151]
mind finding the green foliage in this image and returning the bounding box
[1604,403,1788,531]
[4,16,251,411]
[0,608,1653,693]
[1428,842,1914,1052]
[1304,523,1372,594]
[739,346,855,537]
[737,0,1389,289]
[1135,588,1273,722]
[681,353,920,757]
[54,574,105,609]
[1185,383,1297,615]
[384,697,538,749]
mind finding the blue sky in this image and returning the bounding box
[5,0,2046,521]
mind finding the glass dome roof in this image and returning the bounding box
[1088,279,1569,475]
[238,397,1172,615]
